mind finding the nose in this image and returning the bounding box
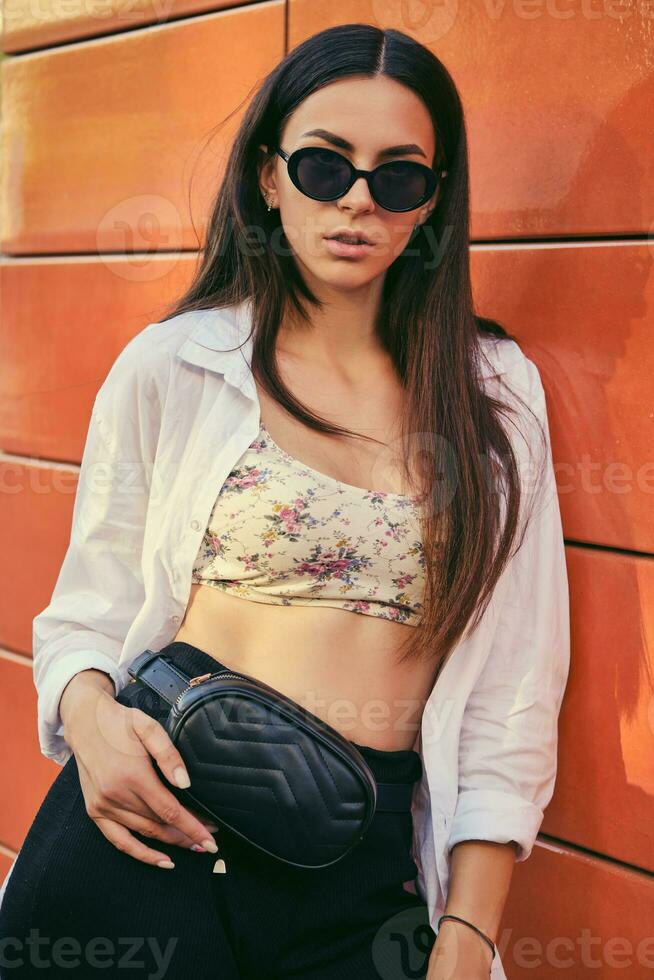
[339,175,375,212]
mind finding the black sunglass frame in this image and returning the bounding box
[270,144,449,213]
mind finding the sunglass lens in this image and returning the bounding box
[373,162,428,211]
[296,149,351,200]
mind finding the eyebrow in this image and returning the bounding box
[299,128,427,160]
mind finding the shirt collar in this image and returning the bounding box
[176,298,257,400]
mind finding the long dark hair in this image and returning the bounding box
[160,23,546,678]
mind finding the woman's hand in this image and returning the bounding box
[64,683,221,867]
[427,920,494,979]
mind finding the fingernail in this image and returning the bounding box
[157,860,175,868]
[173,767,191,788]
[202,838,218,853]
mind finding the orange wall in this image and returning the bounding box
[2,3,653,976]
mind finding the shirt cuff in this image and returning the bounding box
[447,787,545,862]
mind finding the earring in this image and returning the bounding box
[264,194,274,212]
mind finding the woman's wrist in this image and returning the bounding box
[438,914,496,957]
[431,917,495,976]
[59,669,117,729]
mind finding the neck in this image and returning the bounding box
[277,294,387,375]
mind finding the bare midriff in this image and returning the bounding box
[171,583,437,751]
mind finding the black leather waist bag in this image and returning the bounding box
[127,648,415,870]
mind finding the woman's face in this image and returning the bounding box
[258,75,441,293]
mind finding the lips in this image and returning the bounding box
[326,231,373,245]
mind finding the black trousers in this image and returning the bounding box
[0,641,436,979]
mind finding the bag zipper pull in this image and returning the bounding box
[173,670,248,710]
[173,671,218,710]
[188,672,214,687]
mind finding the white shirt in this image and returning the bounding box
[2,300,570,978]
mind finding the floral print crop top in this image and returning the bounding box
[191,422,427,625]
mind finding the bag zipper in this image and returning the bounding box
[173,670,246,710]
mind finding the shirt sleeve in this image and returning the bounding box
[32,325,165,766]
[446,356,571,862]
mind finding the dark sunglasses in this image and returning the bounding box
[269,144,448,213]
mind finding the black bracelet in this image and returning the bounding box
[436,913,496,961]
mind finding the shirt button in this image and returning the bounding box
[171,615,180,624]
[190,519,200,530]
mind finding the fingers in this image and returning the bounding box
[129,710,219,850]
[130,710,192,790]
[77,704,221,867]
[140,782,220,852]
[93,816,180,868]
[108,804,214,852]
[125,789,220,835]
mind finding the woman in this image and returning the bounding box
[0,23,570,980]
